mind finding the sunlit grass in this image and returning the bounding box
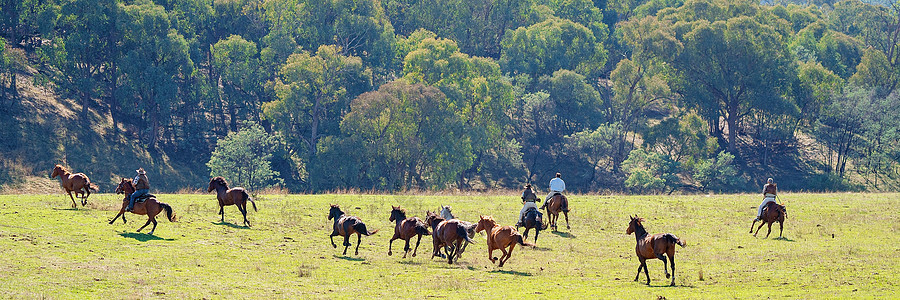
[0,193,896,298]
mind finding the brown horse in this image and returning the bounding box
[424,211,475,264]
[50,164,98,208]
[626,215,685,286]
[516,207,546,244]
[751,202,786,238]
[545,194,570,230]
[388,206,431,258]
[475,215,533,267]
[207,177,258,227]
[109,178,177,235]
[328,205,378,255]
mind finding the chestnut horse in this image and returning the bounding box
[424,211,475,264]
[109,178,178,235]
[207,177,258,227]
[750,202,786,238]
[50,164,98,208]
[516,207,546,244]
[545,194,570,230]
[626,215,685,286]
[328,205,378,255]
[388,206,431,258]
[475,215,533,267]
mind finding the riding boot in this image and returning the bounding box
[125,197,134,212]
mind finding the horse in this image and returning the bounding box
[545,193,570,230]
[388,206,431,258]
[109,178,178,235]
[516,207,546,244]
[424,211,475,264]
[475,215,533,267]
[50,164,98,208]
[207,177,258,227]
[440,205,455,220]
[750,202,786,238]
[626,215,686,286]
[328,204,378,255]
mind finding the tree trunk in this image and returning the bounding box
[309,97,321,158]
[726,102,739,155]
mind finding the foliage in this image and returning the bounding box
[207,121,282,191]
[622,148,680,193]
[500,18,607,79]
[692,150,739,192]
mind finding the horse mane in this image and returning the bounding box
[211,176,228,187]
[54,164,70,174]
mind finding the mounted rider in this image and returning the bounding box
[541,173,565,210]
[517,184,541,227]
[755,178,777,221]
[126,168,151,212]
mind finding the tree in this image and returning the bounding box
[621,148,680,193]
[265,45,371,159]
[500,18,607,79]
[211,35,262,132]
[207,121,282,191]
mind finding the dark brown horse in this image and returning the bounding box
[751,202,786,238]
[110,178,177,235]
[626,215,685,286]
[475,215,533,267]
[424,211,475,264]
[50,164,98,208]
[388,206,431,258]
[328,205,378,255]
[208,177,258,227]
[545,194,570,230]
[516,207,546,244]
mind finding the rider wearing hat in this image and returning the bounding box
[126,168,150,212]
[755,178,777,221]
[517,184,540,227]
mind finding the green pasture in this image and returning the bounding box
[0,193,896,299]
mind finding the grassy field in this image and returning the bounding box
[0,192,896,299]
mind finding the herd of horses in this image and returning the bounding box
[49,164,788,286]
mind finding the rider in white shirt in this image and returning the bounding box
[541,173,565,210]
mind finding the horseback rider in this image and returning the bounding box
[517,184,541,227]
[126,168,150,212]
[541,173,565,210]
[755,178,777,221]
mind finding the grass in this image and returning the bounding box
[0,192,897,299]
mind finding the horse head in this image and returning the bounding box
[50,164,65,178]
[626,215,645,235]
[328,204,343,220]
[475,215,495,233]
[115,178,134,194]
[389,205,405,222]
[208,177,228,192]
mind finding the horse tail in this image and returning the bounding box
[415,221,431,236]
[353,222,378,236]
[515,233,534,247]
[456,225,473,244]
[243,190,258,212]
[561,195,569,212]
[87,182,99,192]
[159,202,178,222]
[664,233,685,247]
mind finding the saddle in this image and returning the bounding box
[525,207,543,221]
[132,193,155,203]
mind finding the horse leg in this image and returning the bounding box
[388,236,397,256]
[240,204,250,227]
[342,234,351,255]
[563,210,570,230]
[109,209,124,224]
[412,234,422,257]
[634,259,644,282]
[765,222,772,238]
[498,245,512,267]
[488,247,496,264]
[750,219,758,234]
[329,232,338,248]
[67,191,76,208]
[402,239,411,259]
[219,205,225,222]
[137,218,152,232]
[642,260,651,285]
[754,221,765,237]
[148,217,158,235]
[355,233,361,255]
[779,221,784,238]
[657,253,670,279]
[669,251,676,286]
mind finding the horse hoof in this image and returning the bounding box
[332,244,337,248]
[412,253,417,257]
[666,273,670,279]
[388,251,393,256]
[567,226,570,229]
[670,282,675,286]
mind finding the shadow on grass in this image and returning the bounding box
[212,221,250,229]
[333,255,365,261]
[398,260,425,265]
[647,283,696,288]
[52,207,83,211]
[489,269,532,276]
[772,237,795,242]
[551,231,576,238]
[118,232,175,242]
[530,246,553,251]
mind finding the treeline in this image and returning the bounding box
[2,0,899,192]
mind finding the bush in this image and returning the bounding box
[207,121,283,191]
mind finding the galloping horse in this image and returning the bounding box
[328,205,378,255]
[424,211,474,264]
[545,194,570,230]
[110,178,177,235]
[516,207,546,244]
[626,215,685,286]
[50,164,98,208]
[388,206,431,258]
[207,177,258,227]
[475,215,533,267]
[751,202,786,238]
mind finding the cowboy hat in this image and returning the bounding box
[136,168,146,175]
